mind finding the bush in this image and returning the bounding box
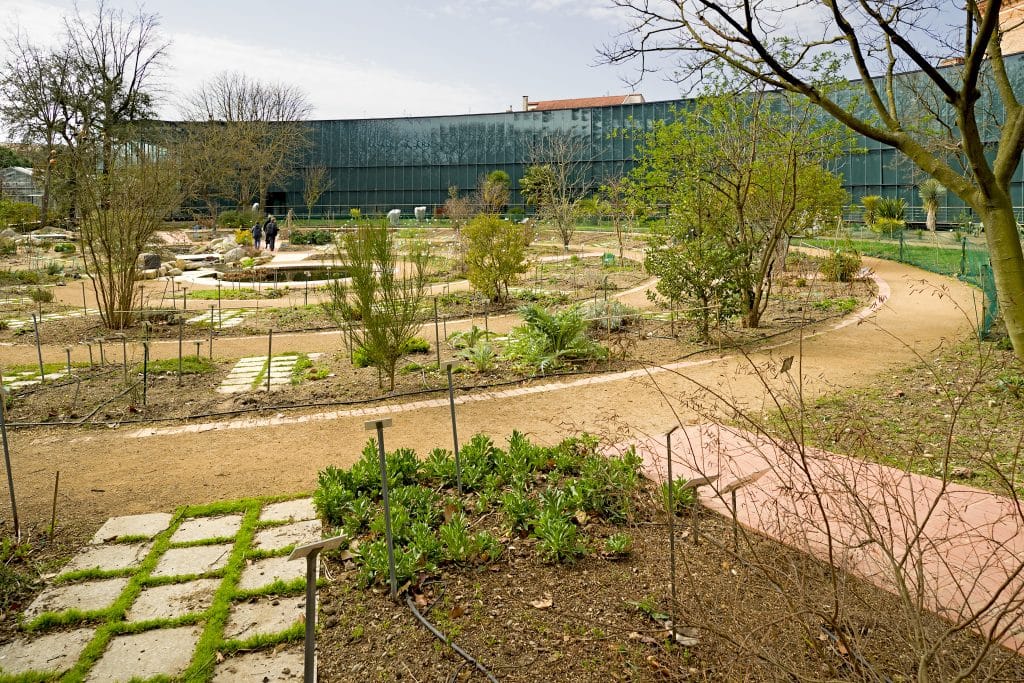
[0,238,15,256]
[349,208,361,221]
[583,299,637,332]
[504,304,607,373]
[234,228,254,246]
[820,250,862,282]
[0,199,39,226]
[217,209,259,230]
[28,287,53,303]
[289,229,334,245]
[53,242,76,254]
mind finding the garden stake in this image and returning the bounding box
[49,470,59,537]
[142,342,149,406]
[666,425,679,642]
[32,314,44,382]
[81,281,87,315]
[86,342,93,367]
[120,337,128,384]
[266,329,273,392]
[178,319,184,385]
[0,386,19,540]
[484,305,489,333]
[732,489,739,553]
[304,278,309,306]
[366,417,398,601]
[445,362,463,494]
[434,298,441,367]
[194,340,201,357]
[98,338,105,366]
[209,306,215,358]
[288,536,346,683]
[181,287,188,311]
[65,348,72,376]
[691,499,700,545]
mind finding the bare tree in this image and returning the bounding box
[603,0,1024,360]
[183,72,311,210]
[526,133,590,250]
[76,134,183,329]
[302,164,332,218]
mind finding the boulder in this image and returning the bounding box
[139,253,161,270]
[0,228,17,239]
[414,206,426,222]
[139,269,159,280]
[167,268,183,277]
[223,247,246,263]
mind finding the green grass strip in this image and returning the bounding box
[219,621,304,655]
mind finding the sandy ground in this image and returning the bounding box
[0,256,981,544]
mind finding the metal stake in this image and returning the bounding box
[209,306,215,359]
[666,425,679,640]
[120,336,128,384]
[98,338,105,366]
[142,342,149,406]
[433,298,441,367]
[65,348,72,377]
[366,418,398,601]
[81,281,87,316]
[178,319,184,385]
[266,329,273,392]
[0,386,19,540]
[445,362,462,494]
[32,314,44,382]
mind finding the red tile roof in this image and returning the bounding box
[527,95,644,111]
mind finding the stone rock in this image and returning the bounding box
[171,514,243,543]
[126,578,219,622]
[414,206,426,222]
[0,228,17,239]
[91,513,173,543]
[223,247,245,263]
[138,269,158,280]
[0,627,95,675]
[167,268,183,277]
[86,625,200,681]
[24,577,130,620]
[139,253,161,270]
[61,541,152,574]
[223,595,304,640]
[252,519,321,552]
[151,543,233,577]
[212,647,303,682]
[259,498,316,523]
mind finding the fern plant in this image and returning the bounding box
[504,304,607,372]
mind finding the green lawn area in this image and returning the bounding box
[800,235,988,278]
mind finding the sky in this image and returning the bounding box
[0,0,686,122]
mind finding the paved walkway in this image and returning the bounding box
[0,498,318,680]
[613,424,1024,652]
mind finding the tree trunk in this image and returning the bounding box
[981,202,1024,360]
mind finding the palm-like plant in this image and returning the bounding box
[861,195,881,227]
[504,304,607,373]
[918,179,946,232]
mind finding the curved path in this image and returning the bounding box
[1,256,982,543]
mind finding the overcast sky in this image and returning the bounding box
[0,0,685,121]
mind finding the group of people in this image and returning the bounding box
[251,214,279,251]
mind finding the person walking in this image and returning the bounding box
[251,220,263,249]
[264,214,279,252]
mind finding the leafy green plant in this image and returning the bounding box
[504,304,607,373]
[289,229,334,245]
[813,297,859,314]
[448,324,494,350]
[820,250,862,282]
[460,341,497,372]
[349,208,361,221]
[217,209,259,230]
[603,532,633,558]
[501,488,539,533]
[234,228,254,246]
[583,299,637,332]
[661,479,697,516]
[53,242,76,254]
[28,287,54,303]
[533,509,585,564]
[860,195,881,226]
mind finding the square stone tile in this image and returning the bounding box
[90,513,172,543]
[259,498,316,523]
[126,578,220,622]
[86,625,201,682]
[252,520,321,552]
[151,544,233,578]
[171,515,243,543]
[212,646,303,682]
[61,541,152,575]
[237,556,307,591]
[0,627,94,675]
[24,578,130,620]
[224,595,304,641]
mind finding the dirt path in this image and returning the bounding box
[0,257,981,544]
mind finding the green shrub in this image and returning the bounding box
[661,479,697,516]
[0,199,39,226]
[403,337,430,354]
[0,238,15,256]
[217,209,259,230]
[234,228,254,246]
[45,262,63,276]
[289,229,334,245]
[533,508,585,564]
[820,250,862,283]
[603,532,633,558]
[28,287,53,303]
[813,297,858,314]
[583,299,636,331]
[53,242,76,254]
[460,341,497,372]
[504,304,607,373]
[349,208,361,221]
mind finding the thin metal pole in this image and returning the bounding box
[303,548,320,683]
[142,342,149,406]
[86,342,93,367]
[49,470,59,537]
[209,305,215,359]
[178,319,184,385]
[98,338,105,366]
[32,314,44,382]
[445,363,462,494]
[732,489,739,553]
[666,426,679,640]
[0,388,19,540]
[266,329,273,392]
[65,348,72,377]
[433,298,441,368]
[374,421,398,601]
[194,340,201,357]
[120,337,128,384]
[82,281,87,316]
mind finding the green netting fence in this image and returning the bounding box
[799,228,999,339]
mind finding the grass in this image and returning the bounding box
[134,355,217,376]
[186,287,267,301]
[10,493,312,683]
[800,235,986,278]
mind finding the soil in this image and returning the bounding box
[0,246,1009,679]
[317,485,1024,682]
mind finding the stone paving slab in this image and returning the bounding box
[259,498,316,523]
[61,541,152,575]
[253,519,321,551]
[90,513,172,543]
[212,647,303,681]
[126,578,220,622]
[171,514,244,543]
[152,543,233,577]
[86,625,202,682]
[24,577,130,620]
[238,555,307,591]
[0,627,95,675]
[224,595,305,641]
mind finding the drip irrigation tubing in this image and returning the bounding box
[3,310,853,429]
[406,594,499,683]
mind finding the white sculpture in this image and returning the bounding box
[387,209,401,227]
[414,206,427,223]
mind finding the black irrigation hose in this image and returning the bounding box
[5,310,853,429]
[406,594,499,683]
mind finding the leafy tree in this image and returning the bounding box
[604,0,1024,359]
[860,195,881,229]
[463,214,533,302]
[478,170,510,214]
[520,164,555,210]
[919,179,946,233]
[524,133,590,250]
[0,146,30,168]
[873,196,907,236]
[324,223,429,391]
[626,75,849,328]
[597,176,635,260]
